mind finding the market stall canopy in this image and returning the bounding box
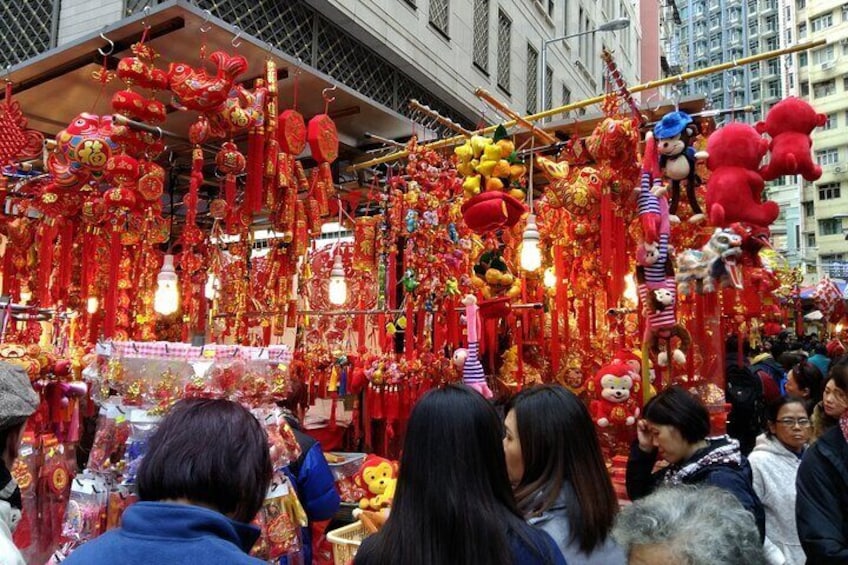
[799,279,847,299]
[2,0,427,163]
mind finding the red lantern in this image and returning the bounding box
[307,114,338,165]
[138,161,165,201]
[103,186,138,211]
[117,57,150,87]
[278,109,306,155]
[104,154,140,186]
[215,141,246,174]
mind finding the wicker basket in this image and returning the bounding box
[327,520,369,565]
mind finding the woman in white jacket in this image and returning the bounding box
[748,396,811,565]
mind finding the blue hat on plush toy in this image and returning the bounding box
[654,111,693,139]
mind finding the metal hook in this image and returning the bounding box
[141,5,151,28]
[231,25,243,48]
[322,84,337,113]
[155,126,163,141]
[199,9,212,33]
[97,32,115,57]
[643,90,661,113]
[4,65,11,84]
[671,85,682,111]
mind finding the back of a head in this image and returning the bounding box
[368,385,518,565]
[794,360,824,405]
[829,358,848,391]
[643,386,710,443]
[612,485,765,565]
[137,398,272,523]
[507,384,617,553]
[0,362,40,458]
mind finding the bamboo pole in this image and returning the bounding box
[475,89,557,145]
[349,39,826,171]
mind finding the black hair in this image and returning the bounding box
[778,352,805,372]
[790,360,824,409]
[506,385,618,554]
[357,384,555,565]
[829,357,848,391]
[137,399,272,523]
[643,386,710,443]
[764,396,809,437]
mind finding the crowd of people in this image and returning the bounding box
[0,334,846,564]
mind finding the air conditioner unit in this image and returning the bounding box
[835,165,844,173]
[821,61,835,71]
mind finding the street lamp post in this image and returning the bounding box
[539,17,631,114]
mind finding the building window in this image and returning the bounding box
[798,22,807,39]
[562,84,571,106]
[813,79,836,97]
[403,0,416,6]
[548,0,555,17]
[526,44,539,114]
[807,233,816,247]
[823,113,837,130]
[819,218,843,236]
[799,52,808,67]
[751,84,761,100]
[497,10,511,93]
[429,0,450,37]
[817,180,841,197]
[811,13,834,33]
[812,45,835,65]
[786,29,793,43]
[766,36,779,50]
[544,65,553,111]
[803,201,815,216]
[843,75,848,90]
[797,0,806,8]
[843,3,848,21]
[472,0,489,73]
[801,82,810,96]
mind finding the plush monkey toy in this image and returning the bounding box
[654,111,708,223]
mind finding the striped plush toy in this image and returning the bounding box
[461,294,493,398]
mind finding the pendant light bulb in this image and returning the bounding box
[204,273,220,301]
[543,267,557,289]
[86,296,100,314]
[154,254,180,316]
[328,254,347,306]
[19,286,32,305]
[520,214,542,272]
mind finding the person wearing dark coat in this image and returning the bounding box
[626,386,766,540]
[795,416,848,564]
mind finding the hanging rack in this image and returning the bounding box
[349,39,826,172]
[407,99,472,137]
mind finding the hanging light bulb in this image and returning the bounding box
[19,285,32,305]
[86,296,100,314]
[154,254,180,315]
[328,254,347,306]
[543,266,557,289]
[520,214,542,272]
[204,273,220,301]
[623,273,639,307]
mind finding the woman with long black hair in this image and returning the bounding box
[354,384,565,565]
[503,384,625,564]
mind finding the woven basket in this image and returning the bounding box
[327,520,369,565]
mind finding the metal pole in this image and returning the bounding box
[349,39,826,172]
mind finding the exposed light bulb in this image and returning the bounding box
[623,273,639,306]
[19,286,32,305]
[520,214,542,271]
[204,273,220,301]
[543,267,557,289]
[328,254,347,306]
[837,323,844,334]
[86,296,99,314]
[154,254,180,315]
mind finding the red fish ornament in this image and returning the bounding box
[168,51,249,113]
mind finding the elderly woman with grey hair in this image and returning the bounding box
[612,485,766,565]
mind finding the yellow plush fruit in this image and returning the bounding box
[508,188,526,201]
[509,163,527,179]
[471,135,493,157]
[492,159,512,178]
[454,142,474,162]
[476,159,498,177]
[486,177,505,191]
[483,144,502,162]
[485,268,504,285]
[462,175,482,196]
[499,273,515,286]
[481,286,495,299]
[496,139,515,156]
[456,162,476,177]
[471,275,486,289]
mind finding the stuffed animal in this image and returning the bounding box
[588,362,640,427]
[675,227,743,294]
[653,111,708,223]
[756,97,827,182]
[354,455,399,510]
[639,279,693,366]
[704,123,779,228]
[461,294,493,398]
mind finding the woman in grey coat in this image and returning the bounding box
[748,396,811,564]
[504,385,626,565]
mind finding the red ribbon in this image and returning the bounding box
[103,228,122,339]
[56,222,75,303]
[37,222,59,305]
